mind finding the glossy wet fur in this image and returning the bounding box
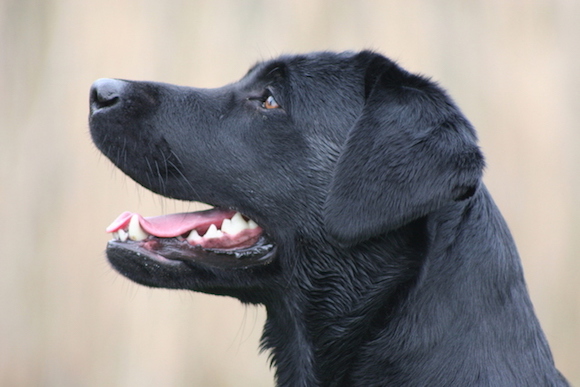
[90,51,568,386]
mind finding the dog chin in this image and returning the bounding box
[107,236,275,267]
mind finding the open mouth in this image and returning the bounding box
[105,207,276,269]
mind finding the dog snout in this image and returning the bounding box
[90,78,126,112]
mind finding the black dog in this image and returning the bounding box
[89,51,568,386]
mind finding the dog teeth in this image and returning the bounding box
[118,229,129,242]
[221,219,232,232]
[203,224,224,239]
[221,212,250,235]
[186,229,201,242]
[128,214,149,241]
[111,212,260,243]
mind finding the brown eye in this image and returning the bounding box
[263,95,280,109]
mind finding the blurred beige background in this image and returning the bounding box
[1,0,579,386]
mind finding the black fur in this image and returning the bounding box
[89,51,568,386]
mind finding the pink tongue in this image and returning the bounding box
[106,208,237,238]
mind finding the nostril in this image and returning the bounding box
[93,88,119,107]
[90,78,126,110]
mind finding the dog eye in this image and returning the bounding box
[262,95,280,109]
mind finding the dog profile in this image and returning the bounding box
[89,50,568,386]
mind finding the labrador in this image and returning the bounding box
[89,50,568,386]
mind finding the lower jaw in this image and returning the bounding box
[107,235,276,269]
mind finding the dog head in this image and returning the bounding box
[89,51,483,301]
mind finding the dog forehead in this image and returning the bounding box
[245,51,364,86]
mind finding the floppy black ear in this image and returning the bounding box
[324,53,485,245]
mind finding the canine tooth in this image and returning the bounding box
[247,219,259,229]
[186,229,201,241]
[128,214,148,241]
[231,212,249,229]
[204,224,223,239]
[118,229,128,242]
[112,231,120,240]
[222,212,250,234]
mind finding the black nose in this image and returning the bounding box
[90,78,126,111]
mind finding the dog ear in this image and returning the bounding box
[324,53,485,245]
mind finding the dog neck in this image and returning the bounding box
[261,219,426,386]
[260,189,562,386]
